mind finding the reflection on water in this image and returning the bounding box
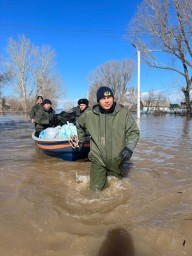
[0,113,192,256]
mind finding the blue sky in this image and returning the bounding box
[0,0,185,106]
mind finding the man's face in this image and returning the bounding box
[37,98,43,104]
[79,104,87,111]
[43,103,51,110]
[99,96,114,110]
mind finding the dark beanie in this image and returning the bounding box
[96,86,114,102]
[42,99,52,105]
[78,98,89,106]
[37,95,43,100]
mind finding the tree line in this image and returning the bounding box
[0,35,65,112]
[0,0,191,115]
[0,35,136,112]
[128,0,192,115]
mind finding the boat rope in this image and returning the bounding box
[66,121,79,148]
[68,134,79,148]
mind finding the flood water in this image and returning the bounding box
[0,113,192,256]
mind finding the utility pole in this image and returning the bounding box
[131,43,140,119]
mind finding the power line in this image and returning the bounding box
[0,23,156,37]
[0,23,127,35]
[0,23,191,39]
[0,23,191,33]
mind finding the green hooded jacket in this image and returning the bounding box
[34,105,55,133]
[76,104,140,172]
[29,103,42,119]
[74,105,92,119]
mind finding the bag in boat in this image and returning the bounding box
[39,123,77,140]
[39,126,61,139]
[57,123,77,139]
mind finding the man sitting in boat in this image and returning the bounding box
[29,95,43,124]
[57,102,77,126]
[34,99,58,137]
[56,100,91,126]
[75,98,91,118]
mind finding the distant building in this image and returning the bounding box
[141,100,170,112]
[169,104,181,111]
[167,103,184,114]
[169,104,180,109]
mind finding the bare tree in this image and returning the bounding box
[0,72,10,84]
[5,35,35,112]
[0,56,11,97]
[126,87,137,108]
[128,0,192,115]
[33,45,65,103]
[6,96,22,112]
[88,59,134,105]
[0,71,11,97]
[142,90,169,112]
[5,35,65,111]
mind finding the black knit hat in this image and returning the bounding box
[78,98,89,106]
[96,86,114,102]
[37,95,43,100]
[42,99,52,105]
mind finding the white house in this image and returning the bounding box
[141,100,170,112]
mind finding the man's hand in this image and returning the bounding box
[78,142,84,151]
[119,147,132,161]
[119,147,132,176]
[119,160,130,176]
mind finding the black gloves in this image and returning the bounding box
[119,147,132,161]
[119,147,132,176]
[120,161,130,176]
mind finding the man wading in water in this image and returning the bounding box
[76,86,140,191]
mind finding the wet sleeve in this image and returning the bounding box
[76,114,86,143]
[29,106,35,119]
[125,113,140,152]
[34,110,50,125]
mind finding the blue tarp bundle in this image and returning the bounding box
[39,123,77,139]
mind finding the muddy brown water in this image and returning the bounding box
[0,113,192,256]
